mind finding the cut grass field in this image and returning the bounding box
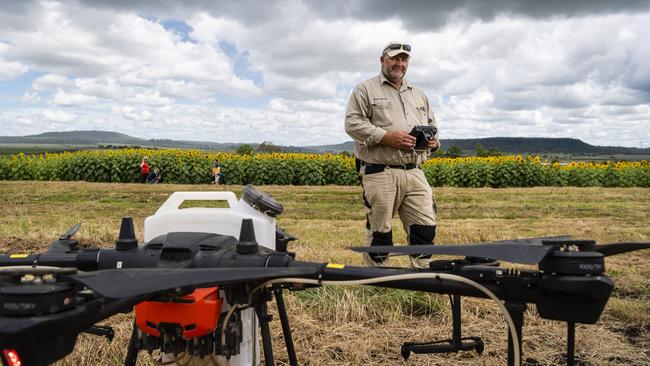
[0,181,648,365]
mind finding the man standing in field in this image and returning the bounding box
[345,42,439,268]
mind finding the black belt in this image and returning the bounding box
[356,159,418,174]
[372,163,418,170]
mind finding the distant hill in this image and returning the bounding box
[0,130,146,145]
[440,137,650,155]
[1,130,649,156]
[307,137,650,156]
[306,141,355,153]
[0,130,319,153]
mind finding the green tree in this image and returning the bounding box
[487,147,502,156]
[475,143,487,157]
[446,145,463,158]
[236,144,254,155]
[476,142,502,157]
[258,141,282,153]
[431,148,445,157]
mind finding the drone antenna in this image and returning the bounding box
[60,223,81,240]
[237,219,259,254]
[115,217,138,251]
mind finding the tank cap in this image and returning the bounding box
[241,185,283,217]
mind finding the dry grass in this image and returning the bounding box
[0,182,648,365]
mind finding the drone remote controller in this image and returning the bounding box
[409,125,437,150]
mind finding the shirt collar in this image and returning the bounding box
[379,72,411,91]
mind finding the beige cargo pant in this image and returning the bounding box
[360,165,436,263]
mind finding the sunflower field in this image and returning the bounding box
[0,149,648,187]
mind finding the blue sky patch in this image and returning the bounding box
[218,40,264,87]
[161,19,196,44]
[0,71,46,96]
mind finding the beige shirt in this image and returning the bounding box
[345,73,438,165]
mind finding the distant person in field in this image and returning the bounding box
[345,41,440,269]
[146,167,161,184]
[211,160,222,185]
[139,156,150,183]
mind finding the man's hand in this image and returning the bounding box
[427,138,439,150]
[380,131,417,149]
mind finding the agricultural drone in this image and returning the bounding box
[0,186,648,366]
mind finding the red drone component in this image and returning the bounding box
[135,287,223,339]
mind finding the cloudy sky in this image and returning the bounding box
[1,0,649,147]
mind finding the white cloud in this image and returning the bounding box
[268,98,290,112]
[74,78,121,99]
[21,91,41,104]
[0,57,29,80]
[0,43,30,79]
[0,1,648,147]
[130,89,173,106]
[32,74,72,91]
[113,106,154,121]
[42,109,76,122]
[52,88,97,106]
[5,2,260,93]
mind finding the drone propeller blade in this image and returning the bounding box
[68,267,318,299]
[60,223,81,240]
[593,242,650,257]
[351,236,571,265]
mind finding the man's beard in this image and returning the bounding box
[383,66,405,83]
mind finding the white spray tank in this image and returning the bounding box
[143,186,283,366]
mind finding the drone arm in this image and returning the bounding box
[0,250,100,271]
[286,262,530,302]
[291,261,615,325]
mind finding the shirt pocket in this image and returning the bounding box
[371,100,393,127]
[416,106,429,124]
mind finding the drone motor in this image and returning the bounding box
[0,266,78,316]
[539,240,605,275]
[539,251,605,275]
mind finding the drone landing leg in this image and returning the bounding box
[255,291,275,366]
[400,295,484,360]
[273,286,299,366]
[566,322,575,366]
[83,325,115,341]
[123,322,138,366]
[505,302,526,366]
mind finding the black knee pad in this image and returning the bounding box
[409,224,436,259]
[369,230,393,262]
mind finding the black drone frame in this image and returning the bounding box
[0,215,648,366]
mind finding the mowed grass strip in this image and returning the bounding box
[0,181,648,365]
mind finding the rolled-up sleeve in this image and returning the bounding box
[345,84,386,146]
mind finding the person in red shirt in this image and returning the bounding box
[139,156,150,183]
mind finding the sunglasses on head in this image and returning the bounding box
[385,43,411,52]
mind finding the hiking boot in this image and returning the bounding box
[363,253,389,267]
